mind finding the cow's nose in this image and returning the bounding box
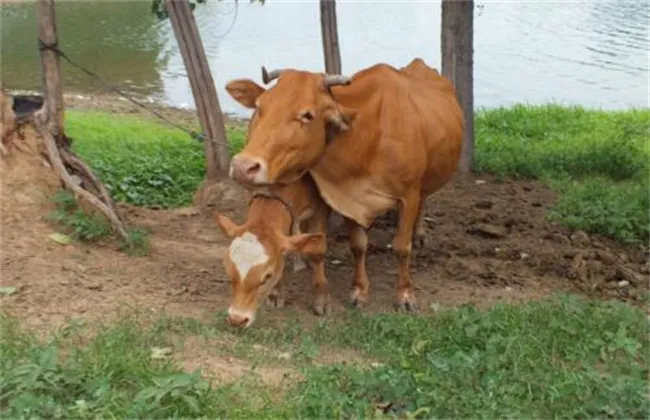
[230,155,264,183]
[227,313,249,328]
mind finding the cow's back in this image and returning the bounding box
[311,59,463,226]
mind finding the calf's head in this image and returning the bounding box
[213,211,325,328]
[226,67,356,186]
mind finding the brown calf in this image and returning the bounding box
[213,175,331,328]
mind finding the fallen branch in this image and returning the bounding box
[36,120,129,240]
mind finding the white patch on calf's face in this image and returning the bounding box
[228,231,268,280]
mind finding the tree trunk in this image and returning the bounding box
[320,0,342,74]
[36,0,66,147]
[441,0,474,173]
[32,0,128,240]
[165,0,230,180]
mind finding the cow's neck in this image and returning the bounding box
[310,75,394,228]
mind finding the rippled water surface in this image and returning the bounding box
[2,0,648,117]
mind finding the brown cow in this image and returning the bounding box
[213,174,331,328]
[225,58,463,311]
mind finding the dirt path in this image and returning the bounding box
[2,153,647,333]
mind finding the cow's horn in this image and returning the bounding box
[261,66,285,84]
[324,74,352,88]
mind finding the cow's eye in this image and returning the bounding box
[299,110,314,122]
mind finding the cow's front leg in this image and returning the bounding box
[345,217,370,308]
[393,190,421,312]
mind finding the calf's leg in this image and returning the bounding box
[392,190,421,311]
[307,205,331,315]
[346,217,370,307]
[412,200,429,250]
[266,283,285,309]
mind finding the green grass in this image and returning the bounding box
[65,111,246,209]
[44,188,152,255]
[1,294,648,418]
[65,105,649,244]
[475,104,649,245]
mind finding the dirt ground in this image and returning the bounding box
[1,93,648,336]
[2,138,648,334]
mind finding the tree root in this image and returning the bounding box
[36,120,129,240]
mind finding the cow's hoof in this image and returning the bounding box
[394,300,419,312]
[266,293,285,309]
[395,291,418,312]
[349,288,369,309]
[313,293,331,316]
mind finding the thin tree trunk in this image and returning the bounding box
[165,0,230,179]
[320,0,342,74]
[33,0,128,240]
[441,0,474,173]
[36,0,66,147]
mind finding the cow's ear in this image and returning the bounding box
[324,105,357,133]
[225,79,265,109]
[213,211,244,239]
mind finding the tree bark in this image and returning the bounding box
[441,0,474,173]
[165,0,230,179]
[320,0,342,74]
[36,0,66,147]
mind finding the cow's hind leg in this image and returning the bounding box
[308,204,331,316]
[393,190,421,312]
[346,217,370,308]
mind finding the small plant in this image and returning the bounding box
[120,227,152,256]
[46,189,152,255]
[46,189,111,242]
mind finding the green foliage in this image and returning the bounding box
[120,227,152,256]
[66,105,649,244]
[151,0,207,20]
[243,295,648,418]
[151,0,265,20]
[46,189,112,242]
[66,111,246,209]
[1,295,647,418]
[547,177,650,245]
[475,104,649,180]
[45,188,152,254]
[475,105,650,244]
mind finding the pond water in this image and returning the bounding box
[2,0,648,118]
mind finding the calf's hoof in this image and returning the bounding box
[412,230,430,251]
[313,293,331,316]
[266,293,285,309]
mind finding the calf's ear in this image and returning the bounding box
[281,233,326,256]
[213,212,244,239]
[225,79,265,109]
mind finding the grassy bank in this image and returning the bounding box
[475,105,649,245]
[1,294,647,418]
[66,104,649,244]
